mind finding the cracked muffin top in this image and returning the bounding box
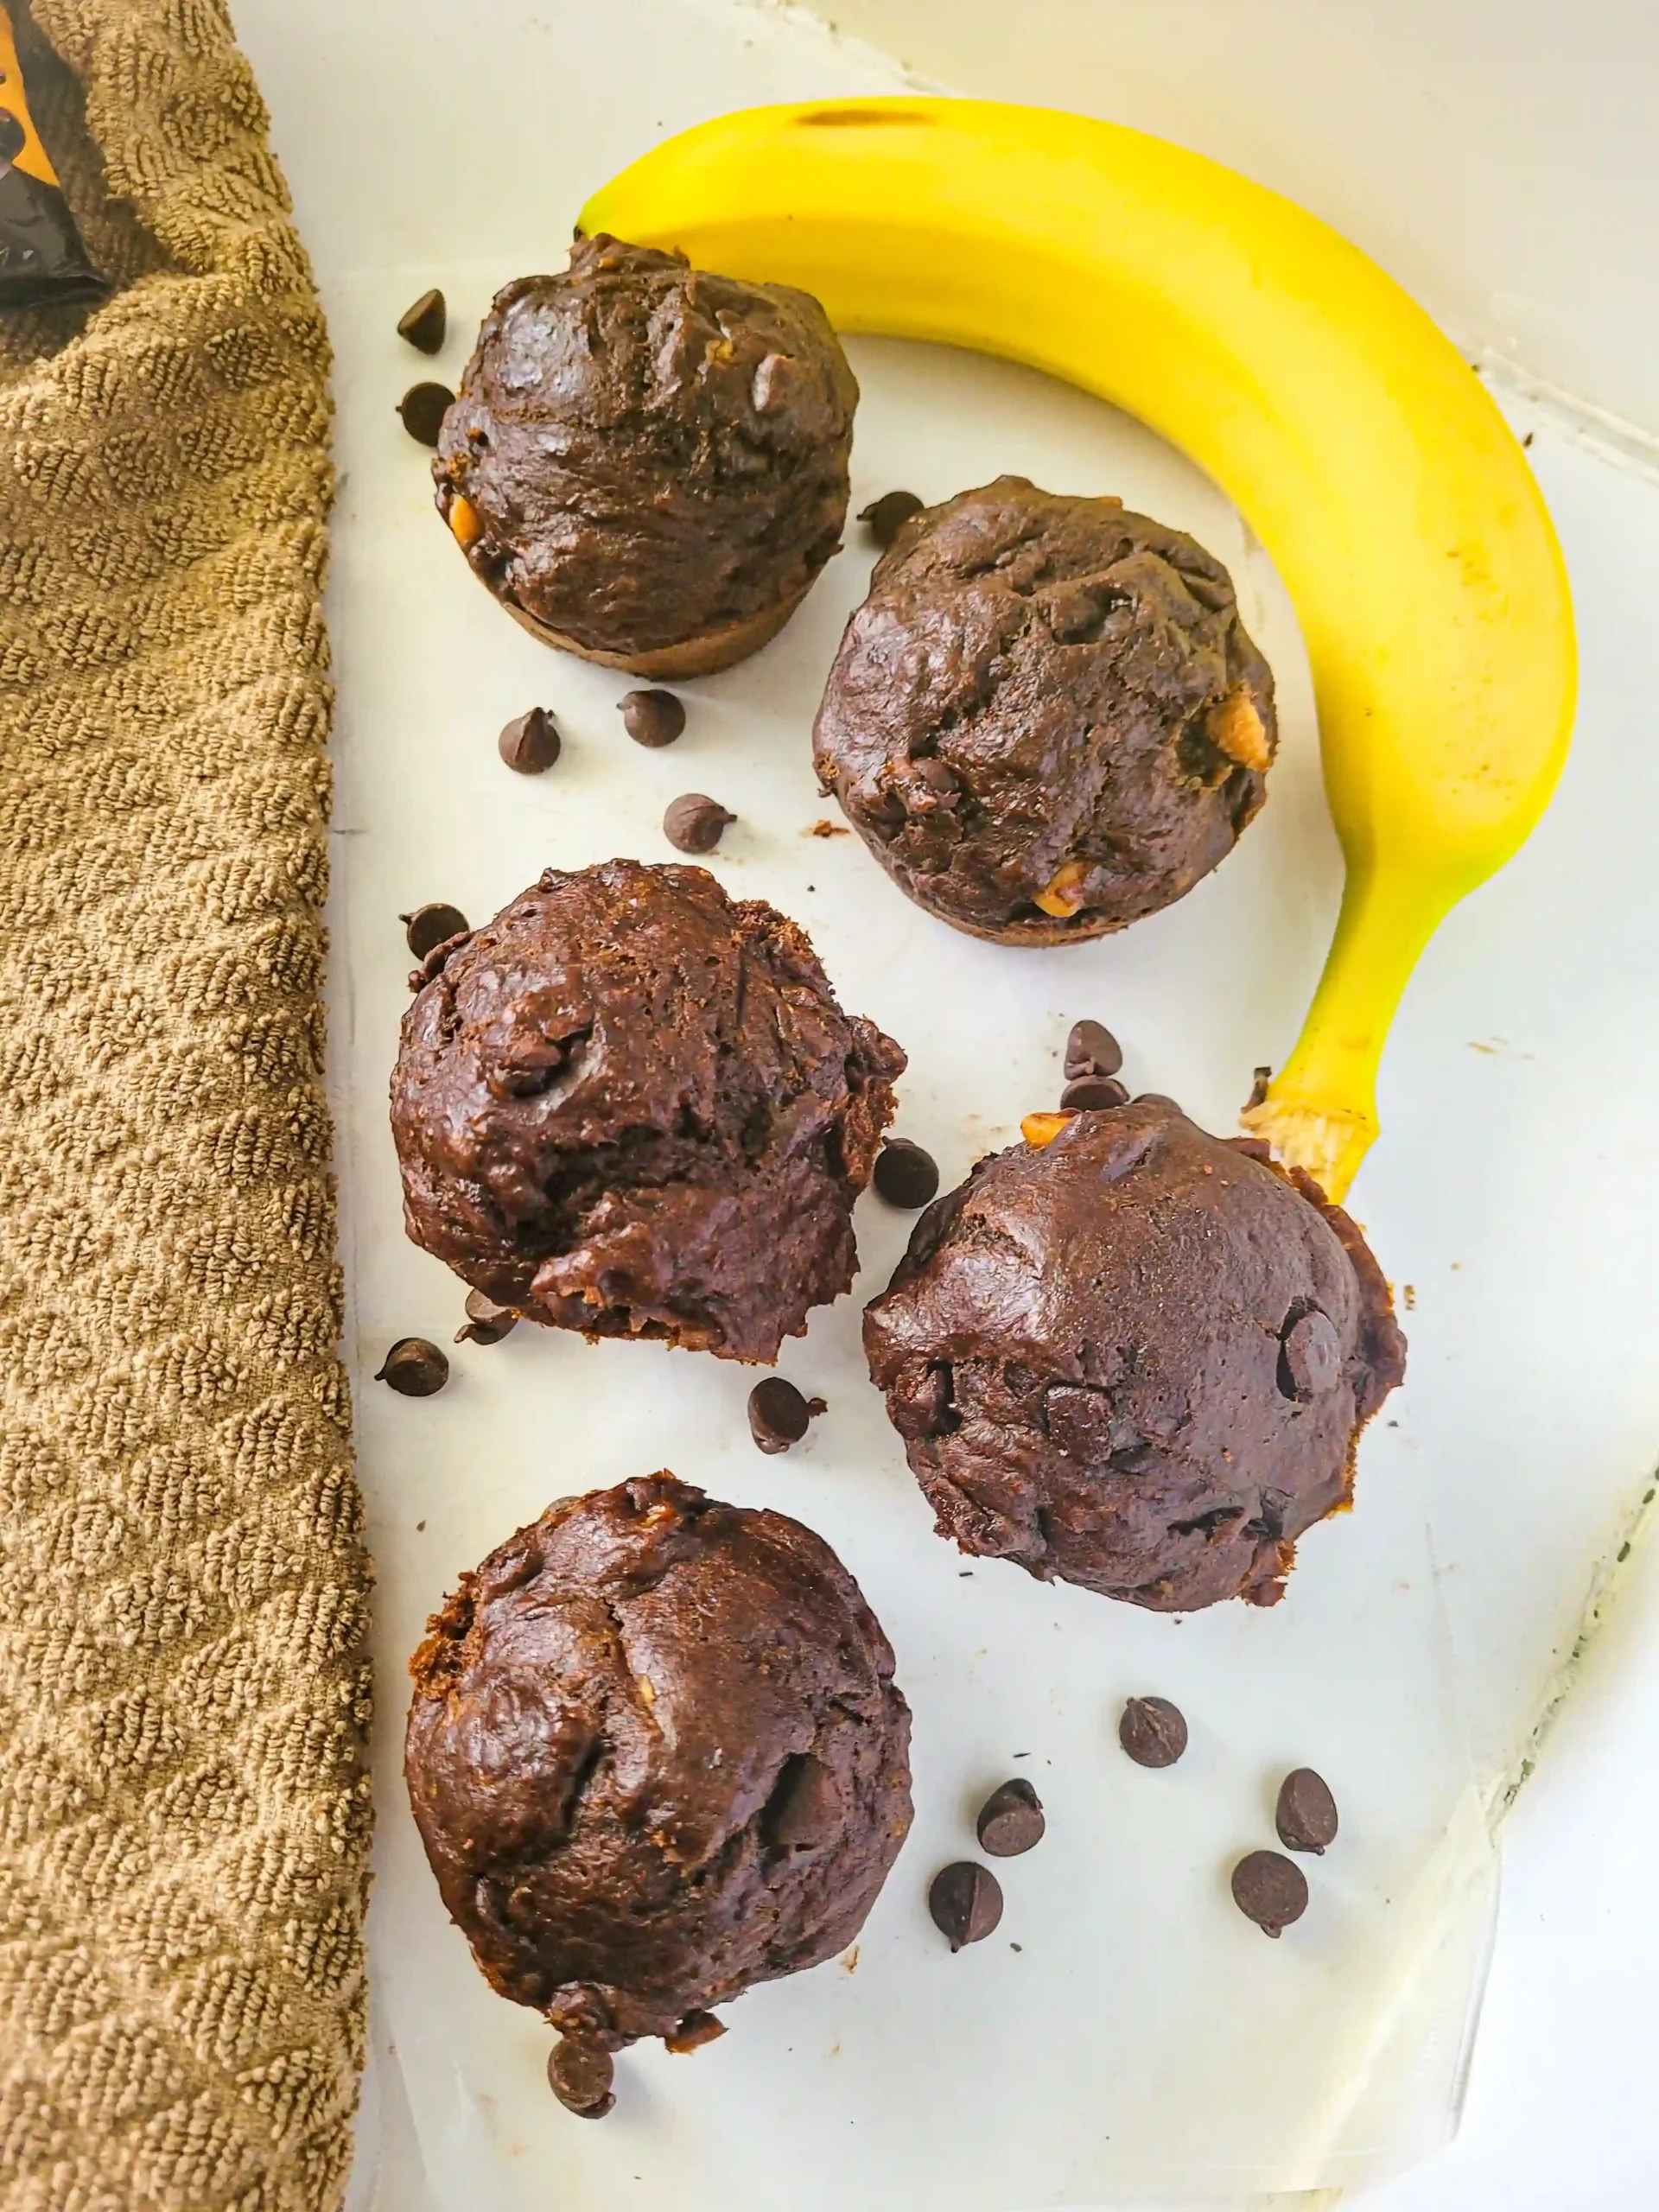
[390,859,905,1363]
[813,476,1276,944]
[404,1473,913,2049]
[433,236,859,676]
[863,1099,1405,1610]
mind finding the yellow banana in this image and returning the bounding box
[582,99,1576,1200]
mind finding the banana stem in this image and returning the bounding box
[1243,867,1447,1201]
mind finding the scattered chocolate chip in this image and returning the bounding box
[859,488,925,547]
[976,1778,1046,1858]
[618,688,686,747]
[765,1753,842,1850]
[454,1289,518,1345]
[664,793,735,854]
[665,2009,727,2054]
[499,705,562,773]
[873,1135,940,1210]
[1280,1310,1341,1399]
[1275,1768,1339,1854]
[1230,1849,1309,1937]
[747,1376,817,1454]
[399,902,468,959]
[547,2037,614,2118]
[1119,1695,1188,1768]
[397,380,454,446]
[928,1861,1003,1951]
[397,287,447,354]
[373,1338,449,1396]
[1065,1020,1123,1080]
[1059,1076,1130,1111]
[1246,1064,1273,1111]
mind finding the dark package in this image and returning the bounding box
[0,3,107,307]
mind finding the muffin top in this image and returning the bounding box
[814,476,1275,943]
[391,859,904,1363]
[435,235,858,658]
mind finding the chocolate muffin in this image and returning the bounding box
[405,1474,913,2058]
[864,1101,1405,1610]
[813,477,1276,944]
[391,860,904,1363]
[434,236,859,678]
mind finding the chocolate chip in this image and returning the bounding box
[399,902,468,959]
[373,1338,449,1396]
[976,1778,1046,1857]
[498,705,562,773]
[547,2038,614,2119]
[397,287,447,354]
[1230,1849,1309,1937]
[1246,1065,1272,1111]
[1135,1094,1182,1111]
[619,688,685,747]
[765,1753,842,1849]
[859,489,925,547]
[397,380,454,446]
[1275,1768,1339,1854]
[748,1376,816,1454]
[665,2009,727,2054]
[1059,1076,1130,1111]
[1118,1695,1188,1768]
[1065,1019,1123,1080]
[454,1289,518,1346]
[928,1861,1003,1951]
[873,1136,940,1210]
[1280,1310,1341,1399]
[664,793,734,854]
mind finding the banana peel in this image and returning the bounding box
[582,99,1577,1199]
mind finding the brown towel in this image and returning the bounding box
[0,5,369,2209]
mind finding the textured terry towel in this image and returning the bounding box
[0,4,370,2209]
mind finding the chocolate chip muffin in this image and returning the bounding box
[434,236,859,678]
[813,477,1276,944]
[863,1102,1405,1610]
[405,1474,913,2060]
[390,859,904,1363]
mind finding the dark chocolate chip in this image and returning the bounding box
[859,489,925,547]
[748,1376,816,1454]
[454,1289,518,1346]
[928,1861,1003,1951]
[1275,1768,1339,1854]
[873,1136,940,1210]
[399,902,468,959]
[397,287,447,354]
[1065,1019,1123,1080]
[1230,1849,1309,1937]
[665,2009,727,2054]
[976,1778,1046,1858]
[499,705,562,773]
[1059,1076,1130,1111]
[397,380,454,446]
[765,1753,842,1850]
[1246,1064,1273,1111]
[619,688,686,747]
[664,793,735,854]
[1118,1695,1188,1769]
[547,2038,614,2119]
[1135,1093,1182,1111]
[1281,1310,1341,1399]
[373,1338,449,1396]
